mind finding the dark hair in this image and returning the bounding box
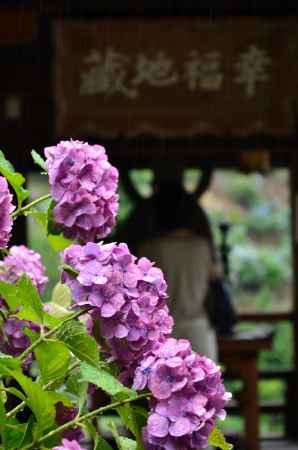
[154,182,195,233]
[154,182,216,259]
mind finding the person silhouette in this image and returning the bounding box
[117,164,215,252]
[138,173,219,360]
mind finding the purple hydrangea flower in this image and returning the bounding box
[1,317,39,358]
[62,242,173,373]
[133,338,231,450]
[0,245,48,293]
[0,176,15,248]
[44,140,119,242]
[0,246,47,360]
[55,402,84,443]
[53,439,86,450]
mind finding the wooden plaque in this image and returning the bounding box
[55,18,298,138]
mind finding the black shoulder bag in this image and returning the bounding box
[204,278,238,337]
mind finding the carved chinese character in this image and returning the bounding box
[132,51,179,87]
[234,45,271,97]
[184,51,223,91]
[80,48,138,99]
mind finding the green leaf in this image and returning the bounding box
[62,264,79,277]
[47,391,73,408]
[118,437,137,450]
[51,283,72,308]
[15,276,44,325]
[43,303,72,320]
[40,435,61,450]
[0,353,21,374]
[0,390,6,421]
[16,416,34,449]
[117,404,147,449]
[94,434,114,450]
[1,386,26,403]
[47,200,73,250]
[208,426,234,450]
[80,362,133,398]
[0,397,23,450]
[48,233,73,251]
[0,380,6,404]
[43,311,63,328]
[0,352,21,368]
[45,283,73,320]
[31,209,48,229]
[65,372,80,397]
[0,282,20,311]
[23,326,40,343]
[66,372,88,412]
[31,150,47,172]
[47,200,59,235]
[57,320,100,366]
[107,420,123,450]
[66,372,88,411]
[0,276,44,325]
[0,407,32,450]
[0,150,29,208]
[34,340,71,384]
[0,418,30,450]
[108,420,138,450]
[0,397,7,434]
[6,370,56,437]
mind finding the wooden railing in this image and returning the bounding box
[238,312,294,322]
[225,312,296,439]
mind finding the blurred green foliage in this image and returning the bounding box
[230,245,290,292]
[202,169,293,436]
[246,204,289,236]
[130,169,154,198]
[224,172,263,208]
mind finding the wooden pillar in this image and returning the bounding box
[289,154,298,438]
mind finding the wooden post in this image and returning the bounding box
[289,153,298,438]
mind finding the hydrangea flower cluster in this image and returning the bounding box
[133,338,231,450]
[44,140,119,242]
[0,142,231,450]
[0,317,39,359]
[0,245,48,293]
[0,176,15,248]
[62,242,173,372]
[0,245,48,359]
[53,439,86,450]
[55,402,84,443]
[62,241,230,448]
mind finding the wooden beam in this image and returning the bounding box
[19,1,298,17]
[227,400,285,415]
[104,137,294,169]
[238,312,294,322]
[0,8,37,44]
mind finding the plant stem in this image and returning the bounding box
[12,193,51,219]
[18,306,93,362]
[77,393,149,423]
[24,393,150,449]
[5,401,24,420]
[0,308,7,322]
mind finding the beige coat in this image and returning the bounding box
[139,234,217,361]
